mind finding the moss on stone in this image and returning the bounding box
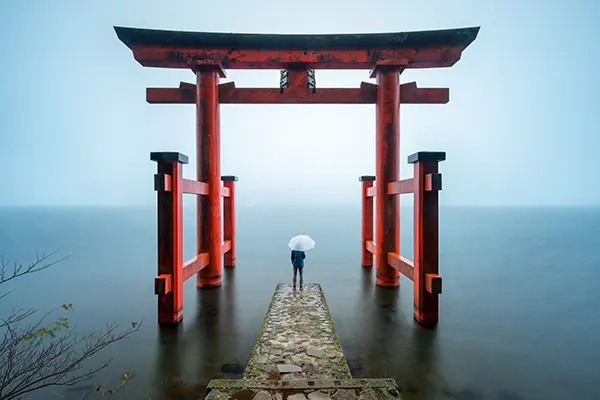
[244,287,281,381]
[313,287,352,379]
[386,386,401,398]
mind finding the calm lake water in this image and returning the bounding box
[0,206,599,400]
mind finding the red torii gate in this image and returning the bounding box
[114,26,479,326]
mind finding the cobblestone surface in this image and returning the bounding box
[204,284,401,400]
[244,284,351,382]
[204,384,401,400]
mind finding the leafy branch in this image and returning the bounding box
[0,253,141,400]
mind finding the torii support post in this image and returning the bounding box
[196,66,225,289]
[151,152,186,324]
[359,151,445,326]
[221,176,238,268]
[374,67,401,288]
[410,152,445,326]
[150,150,236,324]
[359,176,375,267]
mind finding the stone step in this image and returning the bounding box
[206,378,402,400]
[208,377,399,390]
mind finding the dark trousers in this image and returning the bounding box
[293,266,304,288]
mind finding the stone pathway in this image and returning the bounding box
[244,283,351,383]
[205,284,401,400]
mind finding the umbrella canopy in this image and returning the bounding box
[288,235,316,251]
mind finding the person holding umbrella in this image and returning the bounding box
[288,235,315,291]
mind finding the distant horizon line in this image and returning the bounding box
[0,204,599,209]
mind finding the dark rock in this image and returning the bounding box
[220,363,244,375]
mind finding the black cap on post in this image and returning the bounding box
[359,175,376,182]
[150,152,189,164]
[221,176,239,182]
[407,152,446,164]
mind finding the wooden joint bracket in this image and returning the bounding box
[154,174,172,192]
[155,274,172,295]
[425,273,442,294]
[425,173,442,191]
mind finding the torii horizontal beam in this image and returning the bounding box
[146,81,449,105]
[114,26,480,70]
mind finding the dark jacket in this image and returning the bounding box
[291,250,306,268]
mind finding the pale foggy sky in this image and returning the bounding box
[0,0,598,207]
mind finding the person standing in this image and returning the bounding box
[290,249,306,290]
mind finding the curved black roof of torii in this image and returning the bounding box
[114,26,480,51]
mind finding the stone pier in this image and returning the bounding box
[205,284,401,400]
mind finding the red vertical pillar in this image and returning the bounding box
[196,68,223,288]
[374,67,401,287]
[410,151,445,326]
[222,175,238,268]
[151,152,187,324]
[359,176,375,267]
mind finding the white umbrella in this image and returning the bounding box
[288,235,316,251]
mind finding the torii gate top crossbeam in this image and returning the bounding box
[114,26,480,70]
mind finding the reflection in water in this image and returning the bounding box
[155,324,189,399]
[345,268,375,377]
[3,207,599,400]
[194,268,243,381]
[348,267,401,379]
[351,268,445,400]
[369,278,400,377]
[195,285,222,385]
[219,268,243,375]
[361,266,374,297]
[154,268,241,399]
[403,320,440,399]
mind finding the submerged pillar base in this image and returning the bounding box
[376,275,400,288]
[197,275,222,289]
